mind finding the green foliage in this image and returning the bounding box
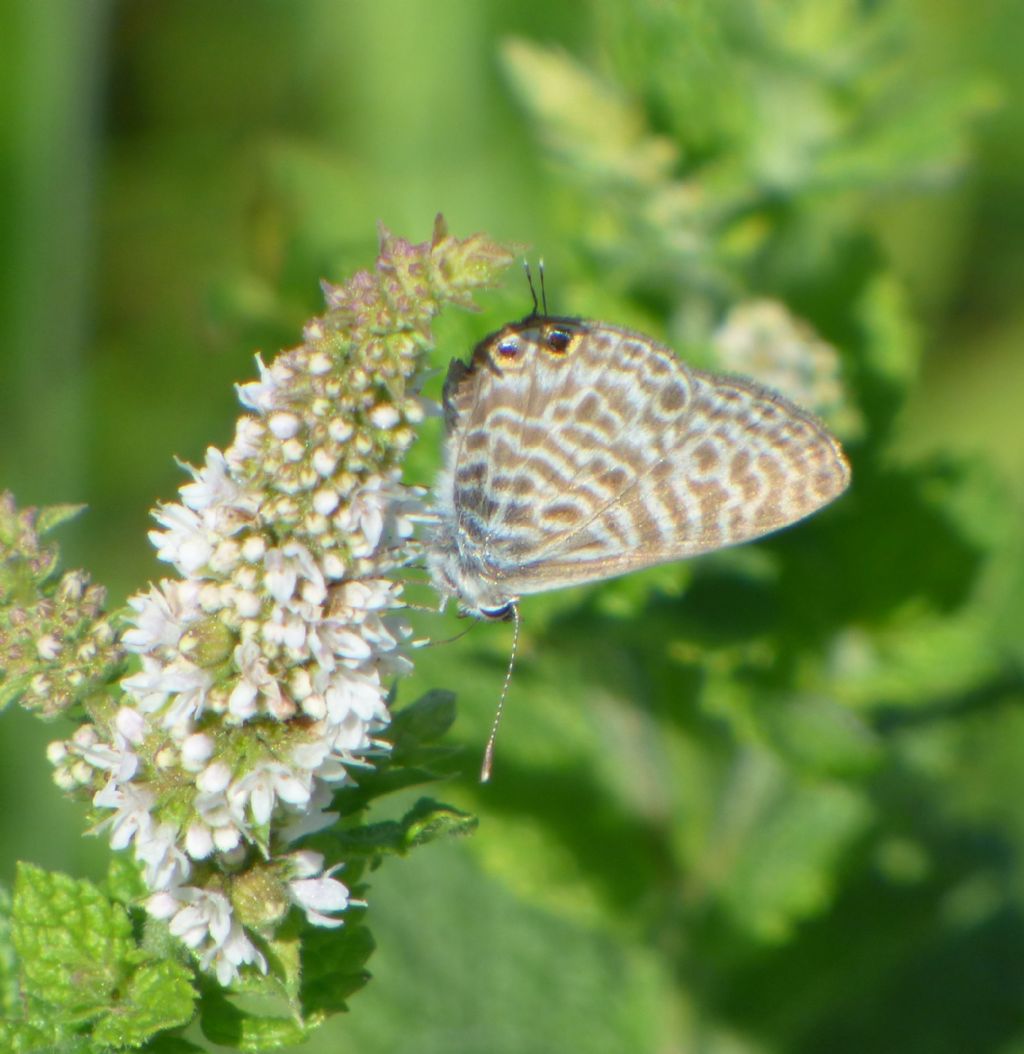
[0,864,195,1050]
[1,1,1021,1052]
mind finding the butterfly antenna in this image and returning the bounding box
[523,259,539,317]
[538,257,548,315]
[418,623,476,647]
[480,603,520,783]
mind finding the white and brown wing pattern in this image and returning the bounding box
[428,315,850,618]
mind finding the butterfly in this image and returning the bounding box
[427,312,850,621]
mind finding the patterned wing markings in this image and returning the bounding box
[449,321,677,564]
[443,320,849,597]
[506,371,850,595]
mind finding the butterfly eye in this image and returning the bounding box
[479,603,514,621]
[496,338,519,359]
[546,329,572,353]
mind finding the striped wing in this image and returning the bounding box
[443,318,850,598]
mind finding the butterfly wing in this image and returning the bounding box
[440,318,850,601]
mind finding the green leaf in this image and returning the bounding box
[401,798,478,849]
[10,864,194,1048]
[0,673,31,712]
[712,756,873,942]
[139,1036,207,1054]
[89,960,195,1048]
[300,922,375,1017]
[198,984,312,1051]
[0,1017,65,1053]
[335,798,477,859]
[104,854,147,907]
[389,689,457,756]
[760,695,883,778]
[0,884,18,1017]
[331,758,458,816]
[11,863,137,1021]
[34,504,86,538]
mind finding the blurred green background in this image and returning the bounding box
[2,1,1024,1051]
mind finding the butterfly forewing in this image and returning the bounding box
[433,316,850,612]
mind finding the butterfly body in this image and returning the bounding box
[428,314,850,619]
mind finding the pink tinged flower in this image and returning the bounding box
[229,640,283,720]
[198,760,232,795]
[236,354,282,413]
[324,672,387,725]
[93,780,155,851]
[146,890,181,920]
[179,448,237,511]
[169,887,232,950]
[181,732,215,771]
[149,503,214,574]
[207,919,268,986]
[185,822,215,860]
[115,707,147,745]
[123,580,202,654]
[136,822,191,890]
[229,763,312,827]
[280,780,339,842]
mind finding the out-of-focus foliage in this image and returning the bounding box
[1,1,1022,1052]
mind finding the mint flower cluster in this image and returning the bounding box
[713,300,861,437]
[37,220,514,984]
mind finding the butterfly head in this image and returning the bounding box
[472,315,587,373]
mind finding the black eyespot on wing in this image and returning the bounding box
[546,328,571,353]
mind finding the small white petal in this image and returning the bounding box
[269,412,301,439]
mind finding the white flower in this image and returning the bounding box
[227,416,265,466]
[229,762,312,827]
[236,354,283,414]
[116,707,148,745]
[180,448,237,512]
[71,710,145,783]
[228,640,282,720]
[136,822,191,891]
[286,850,350,928]
[323,671,388,727]
[149,503,214,575]
[93,779,155,851]
[335,481,388,556]
[185,822,215,860]
[146,890,181,920]
[207,918,268,986]
[280,780,338,842]
[123,580,202,654]
[169,887,231,949]
[123,656,213,730]
[181,732,215,771]
[36,633,61,660]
